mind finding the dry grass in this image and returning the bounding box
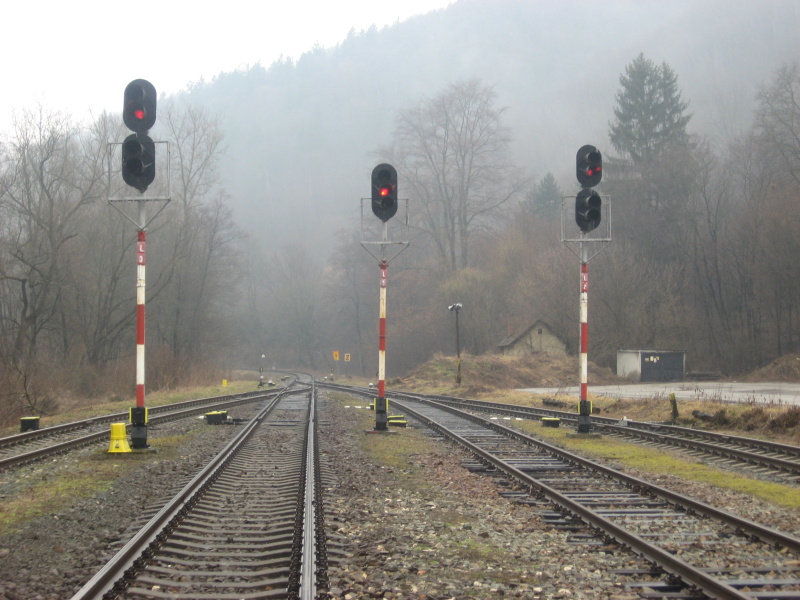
[744,354,800,382]
[394,352,623,397]
[391,354,800,444]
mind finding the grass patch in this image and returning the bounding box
[0,457,131,534]
[432,508,478,528]
[333,395,442,489]
[520,421,800,510]
[452,537,496,561]
[0,431,197,533]
[361,427,434,472]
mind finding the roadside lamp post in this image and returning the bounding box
[448,303,463,385]
[259,353,266,387]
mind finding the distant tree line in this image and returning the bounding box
[311,58,800,379]
[2,56,799,423]
[0,100,243,423]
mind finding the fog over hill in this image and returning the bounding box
[176,0,800,256]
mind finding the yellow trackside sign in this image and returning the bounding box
[332,351,340,361]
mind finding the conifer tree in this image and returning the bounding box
[524,172,562,218]
[609,53,691,163]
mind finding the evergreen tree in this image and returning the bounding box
[609,53,691,163]
[523,172,562,219]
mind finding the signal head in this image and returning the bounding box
[121,133,156,192]
[123,79,157,133]
[575,188,602,233]
[371,163,398,222]
[576,144,602,188]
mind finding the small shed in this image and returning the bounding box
[497,320,567,358]
[617,349,685,382]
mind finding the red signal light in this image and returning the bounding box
[123,79,157,133]
[576,145,603,188]
[371,163,398,222]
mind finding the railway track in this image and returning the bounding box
[70,376,327,600]
[425,393,800,484]
[0,386,291,471]
[323,382,800,485]
[373,392,800,599]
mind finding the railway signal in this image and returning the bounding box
[117,79,161,450]
[121,133,156,192]
[576,144,602,188]
[572,144,607,434]
[371,163,398,222]
[123,79,157,133]
[575,144,603,233]
[362,162,410,431]
[575,188,602,233]
[122,79,157,194]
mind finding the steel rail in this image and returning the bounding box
[0,373,300,449]
[0,390,268,450]
[301,383,319,600]
[69,387,295,600]
[389,395,800,600]
[0,389,286,471]
[1,417,118,447]
[397,394,800,552]
[322,382,800,479]
[593,422,800,475]
[423,392,800,459]
[426,394,800,477]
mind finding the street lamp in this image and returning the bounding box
[448,303,463,385]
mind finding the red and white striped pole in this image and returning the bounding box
[577,258,592,433]
[136,230,146,407]
[375,259,389,431]
[130,229,149,448]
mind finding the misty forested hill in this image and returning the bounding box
[176,0,799,252]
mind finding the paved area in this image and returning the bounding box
[517,381,800,406]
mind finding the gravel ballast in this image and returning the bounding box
[0,390,798,599]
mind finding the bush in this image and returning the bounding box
[737,406,770,431]
[767,406,800,432]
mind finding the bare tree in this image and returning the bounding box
[58,112,138,368]
[0,107,107,412]
[387,79,524,271]
[264,243,322,369]
[755,62,800,186]
[324,229,374,376]
[149,100,242,365]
